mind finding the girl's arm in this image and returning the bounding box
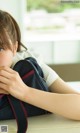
[23,85,80,120]
[49,77,80,94]
[37,61,80,94]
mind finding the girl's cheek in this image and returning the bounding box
[0,55,13,67]
[0,50,14,67]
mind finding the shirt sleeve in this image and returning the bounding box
[38,62,59,87]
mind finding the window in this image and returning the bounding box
[24,0,80,64]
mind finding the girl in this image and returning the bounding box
[0,10,80,120]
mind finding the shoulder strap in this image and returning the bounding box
[25,57,44,77]
[7,95,28,133]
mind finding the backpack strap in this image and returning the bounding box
[7,95,28,133]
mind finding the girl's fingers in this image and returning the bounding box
[0,88,9,94]
[0,66,16,74]
[0,66,17,79]
[0,75,9,84]
[0,70,12,79]
[0,82,7,91]
[0,82,16,96]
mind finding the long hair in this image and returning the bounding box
[0,10,27,51]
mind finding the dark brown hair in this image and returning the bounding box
[0,10,27,51]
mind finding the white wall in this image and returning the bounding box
[53,41,80,64]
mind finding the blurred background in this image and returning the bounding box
[0,0,80,66]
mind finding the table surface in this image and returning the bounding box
[0,114,80,133]
[0,82,80,133]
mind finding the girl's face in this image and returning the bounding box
[0,43,18,67]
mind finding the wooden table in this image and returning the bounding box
[0,113,80,133]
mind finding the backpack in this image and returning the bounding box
[0,57,49,133]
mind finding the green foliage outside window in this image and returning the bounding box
[27,0,80,13]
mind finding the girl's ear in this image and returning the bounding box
[13,41,18,55]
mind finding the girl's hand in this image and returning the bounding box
[0,66,28,101]
[0,88,9,94]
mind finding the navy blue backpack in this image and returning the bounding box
[0,57,49,133]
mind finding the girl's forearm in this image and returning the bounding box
[24,86,80,120]
[49,78,80,94]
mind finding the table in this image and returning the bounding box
[0,113,80,133]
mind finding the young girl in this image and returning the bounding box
[0,10,80,121]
